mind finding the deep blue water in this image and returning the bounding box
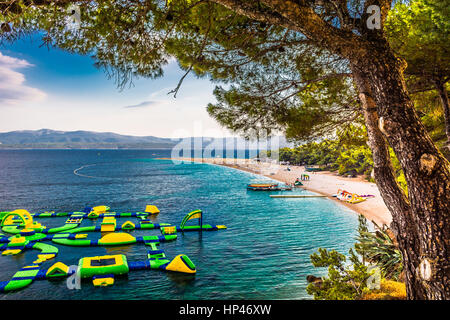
[0,150,360,300]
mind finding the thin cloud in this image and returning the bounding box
[0,52,46,106]
[123,100,157,109]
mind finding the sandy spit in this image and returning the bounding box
[159,157,392,227]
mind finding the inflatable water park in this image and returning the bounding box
[0,205,226,293]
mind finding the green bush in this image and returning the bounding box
[306,247,372,300]
[355,216,403,281]
[307,215,404,299]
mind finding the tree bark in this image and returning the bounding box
[434,78,450,151]
[351,67,411,219]
[351,42,450,299]
[351,66,428,298]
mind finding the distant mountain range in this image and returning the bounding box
[0,129,294,149]
[0,129,178,149]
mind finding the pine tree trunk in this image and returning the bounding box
[351,67,410,218]
[351,44,450,299]
[434,79,450,151]
[351,67,425,298]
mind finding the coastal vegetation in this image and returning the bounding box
[274,122,409,192]
[355,216,403,281]
[307,215,405,300]
[276,129,408,191]
[278,128,374,177]
[1,0,449,299]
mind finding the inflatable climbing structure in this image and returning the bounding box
[0,205,226,292]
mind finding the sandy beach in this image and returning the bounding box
[165,157,392,227]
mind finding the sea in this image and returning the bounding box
[0,149,360,300]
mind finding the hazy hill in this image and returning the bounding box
[0,129,294,149]
[0,129,178,149]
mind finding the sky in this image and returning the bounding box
[0,34,233,138]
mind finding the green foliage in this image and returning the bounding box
[307,247,372,300]
[336,145,373,176]
[410,86,450,159]
[307,215,404,300]
[386,0,450,158]
[386,0,450,80]
[355,216,403,281]
[278,124,410,189]
[278,140,340,168]
[206,44,358,139]
[279,124,374,178]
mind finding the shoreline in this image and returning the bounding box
[160,157,392,227]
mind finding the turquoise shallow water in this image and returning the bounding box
[0,150,359,299]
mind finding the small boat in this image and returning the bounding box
[247,183,292,191]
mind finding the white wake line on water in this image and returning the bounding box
[73,160,170,180]
[73,162,133,180]
[73,164,101,179]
